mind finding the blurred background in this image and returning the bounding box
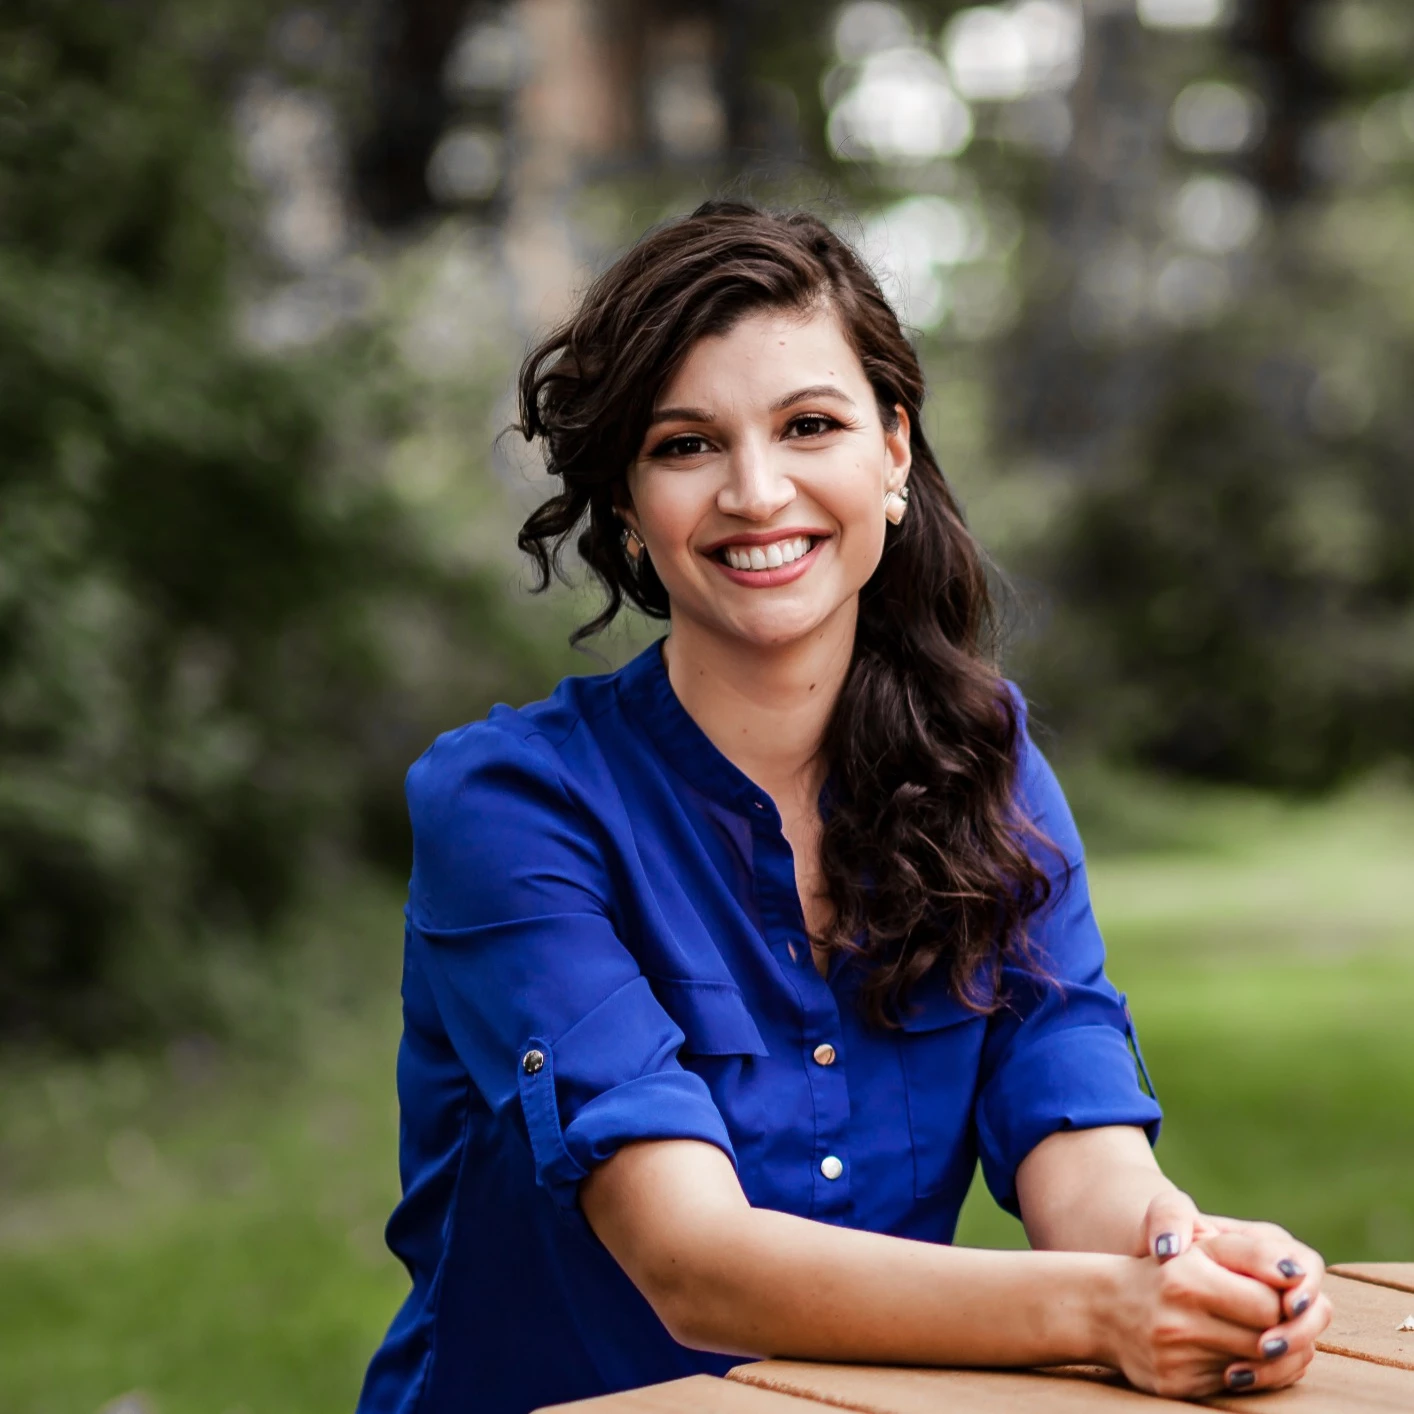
[2,0,1412,1408]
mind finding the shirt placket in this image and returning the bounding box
[746,793,853,1222]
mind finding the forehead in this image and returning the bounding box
[655,304,868,408]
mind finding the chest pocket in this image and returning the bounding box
[649,977,770,1058]
[896,974,989,1199]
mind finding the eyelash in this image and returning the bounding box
[649,413,845,459]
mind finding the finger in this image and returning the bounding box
[1223,1341,1316,1394]
[1176,1249,1285,1330]
[1278,1241,1327,1321]
[1190,1211,1227,1243]
[1199,1230,1316,1297]
[1146,1190,1201,1262]
[1259,1292,1333,1361]
[1176,1311,1289,1361]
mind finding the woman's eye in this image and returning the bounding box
[787,414,839,439]
[653,434,711,458]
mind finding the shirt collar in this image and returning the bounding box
[616,637,775,817]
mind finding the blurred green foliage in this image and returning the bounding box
[1021,203,1414,786]
[0,1,556,1048]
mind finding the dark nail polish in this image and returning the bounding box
[1263,1337,1289,1359]
[1290,1292,1312,1316]
[1277,1258,1305,1279]
[1154,1232,1179,1260]
[1229,1369,1257,1390]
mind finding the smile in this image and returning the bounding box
[720,535,814,571]
[703,532,828,588]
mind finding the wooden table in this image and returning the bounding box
[537,1264,1414,1413]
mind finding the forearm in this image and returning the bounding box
[660,1203,1127,1365]
[1017,1126,1180,1255]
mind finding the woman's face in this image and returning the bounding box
[623,303,911,653]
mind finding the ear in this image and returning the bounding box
[611,483,642,535]
[884,403,912,495]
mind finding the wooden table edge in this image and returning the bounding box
[726,1363,872,1412]
[1329,1263,1414,1296]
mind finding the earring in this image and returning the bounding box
[883,485,910,525]
[620,525,647,563]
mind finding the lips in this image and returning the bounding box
[706,533,828,588]
[719,534,815,572]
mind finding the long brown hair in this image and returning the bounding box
[516,200,1054,1025]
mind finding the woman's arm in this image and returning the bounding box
[1017,1126,1327,1315]
[581,1137,1327,1397]
[1017,1125,1190,1256]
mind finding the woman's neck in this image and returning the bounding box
[661,605,856,814]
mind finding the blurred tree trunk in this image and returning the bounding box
[992,2,1169,475]
[351,0,755,325]
[1233,0,1328,205]
[352,0,469,226]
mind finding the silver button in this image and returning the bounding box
[812,1043,836,1066]
[820,1155,843,1180]
[522,1049,545,1075]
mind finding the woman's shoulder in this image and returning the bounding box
[1003,680,1085,866]
[404,663,629,832]
[404,670,635,928]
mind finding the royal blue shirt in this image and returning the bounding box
[357,640,1162,1414]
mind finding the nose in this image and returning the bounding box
[715,434,796,522]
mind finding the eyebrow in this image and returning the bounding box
[646,383,859,426]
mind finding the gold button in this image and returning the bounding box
[522,1049,545,1075]
[820,1155,843,1180]
[812,1043,836,1066]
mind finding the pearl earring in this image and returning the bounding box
[883,486,910,525]
[620,525,647,562]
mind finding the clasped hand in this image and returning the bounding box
[1108,1197,1331,1398]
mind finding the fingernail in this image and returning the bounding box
[1277,1258,1305,1279]
[1263,1337,1289,1359]
[1290,1292,1312,1316]
[1228,1369,1256,1389]
[1154,1232,1179,1260]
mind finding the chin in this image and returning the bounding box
[721,605,838,649]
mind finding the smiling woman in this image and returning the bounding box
[356,202,1330,1414]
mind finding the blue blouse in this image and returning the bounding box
[357,639,1161,1414]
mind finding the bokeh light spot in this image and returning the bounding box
[942,1,1084,103]
[828,48,974,163]
[1171,173,1264,253]
[1137,0,1228,30]
[833,1,915,61]
[1170,81,1265,154]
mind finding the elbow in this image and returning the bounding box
[641,1264,727,1352]
[638,1250,759,1355]
[660,1306,718,1353]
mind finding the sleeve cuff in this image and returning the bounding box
[976,1024,1164,1216]
[519,1045,735,1211]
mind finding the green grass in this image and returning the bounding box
[4,782,1414,1413]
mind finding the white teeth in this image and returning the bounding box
[722,536,814,572]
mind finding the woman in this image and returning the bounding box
[357,202,1329,1414]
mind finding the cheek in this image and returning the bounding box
[633,475,705,560]
[828,466,887,565]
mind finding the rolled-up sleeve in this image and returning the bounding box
[405,721,734,1211]
[975,711,1162,1216]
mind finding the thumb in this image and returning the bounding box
[1144,1189,1200,1262]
